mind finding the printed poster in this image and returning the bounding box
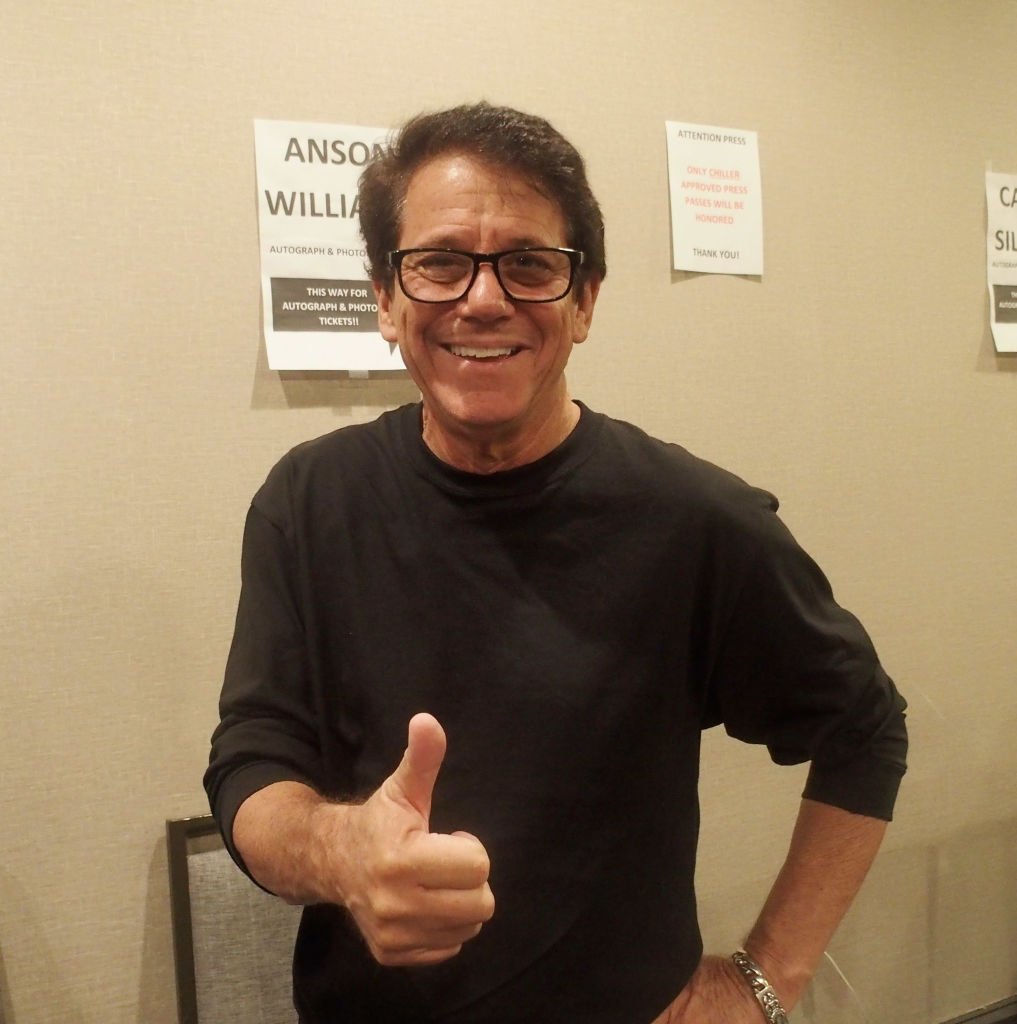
[986,172,1017,354]
[665,121,763,276]
[254,119,405,371]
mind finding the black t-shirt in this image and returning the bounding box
[206,403,906,1023]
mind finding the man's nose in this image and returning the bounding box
[461,262,511,314]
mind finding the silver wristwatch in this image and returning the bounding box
[730,949,791,1024]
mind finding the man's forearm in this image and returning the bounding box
[232,780,354,905]
[743,797,888,1009]
[653,798,888,1023]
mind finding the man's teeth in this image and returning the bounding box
[449,345,516,359]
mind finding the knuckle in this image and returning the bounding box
[374,847,404,881]
[467,848,491,883]
[371,945,402,967]
[369,921,408,957]
[477,849,492,875]
[368,892,400,923]
[479,886,496,921]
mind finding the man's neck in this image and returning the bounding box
[421,400,580,475]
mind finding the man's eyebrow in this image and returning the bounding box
[421,233,466,249]
[503,237,554,249]
[412,234,556,251]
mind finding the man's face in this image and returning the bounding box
[375,153,598,457]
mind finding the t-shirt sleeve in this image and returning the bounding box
[704,494,908,821]
[204,467,326,871]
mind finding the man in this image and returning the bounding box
[206,102,907,1023]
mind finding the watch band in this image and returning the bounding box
[730,949,791,1024]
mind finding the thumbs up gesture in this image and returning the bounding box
[337,713,495,966]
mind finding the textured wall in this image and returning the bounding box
[2,2,1015,1022]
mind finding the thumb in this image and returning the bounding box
[387,713,447,823]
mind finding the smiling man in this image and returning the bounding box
[371,129,601,475]
[206,103,907,1024]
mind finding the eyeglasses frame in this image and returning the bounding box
[386,247,586,304]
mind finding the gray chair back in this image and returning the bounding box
[166,814,301,1024]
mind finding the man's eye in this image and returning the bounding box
[508,256,560,281]
[415,254,468,276]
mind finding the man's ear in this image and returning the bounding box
[572,275,601,345]
[373,280,398,343]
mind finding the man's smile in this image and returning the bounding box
[444,344,523,360]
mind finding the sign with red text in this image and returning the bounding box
[986,171,1017,353]
[665,121,763,276]
[254,119,405,371]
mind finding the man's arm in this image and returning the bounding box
[232,714,496,967]
[232,780,350,906]
[655,798,887,1023]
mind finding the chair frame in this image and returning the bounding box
[166,813,222,1024]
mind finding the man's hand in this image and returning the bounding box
[334,713,495,966]
[650,956,761,1024]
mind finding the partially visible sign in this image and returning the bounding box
[986,171,1017,353]
[254,119,405,371]
[665,121,763,277]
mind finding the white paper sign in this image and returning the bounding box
[665,121,763,276]
[254,119,405,371]
[986,171,1017,354]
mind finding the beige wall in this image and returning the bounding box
[3,2,1015,1022]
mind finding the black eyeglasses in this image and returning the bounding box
[387,247,585,304]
